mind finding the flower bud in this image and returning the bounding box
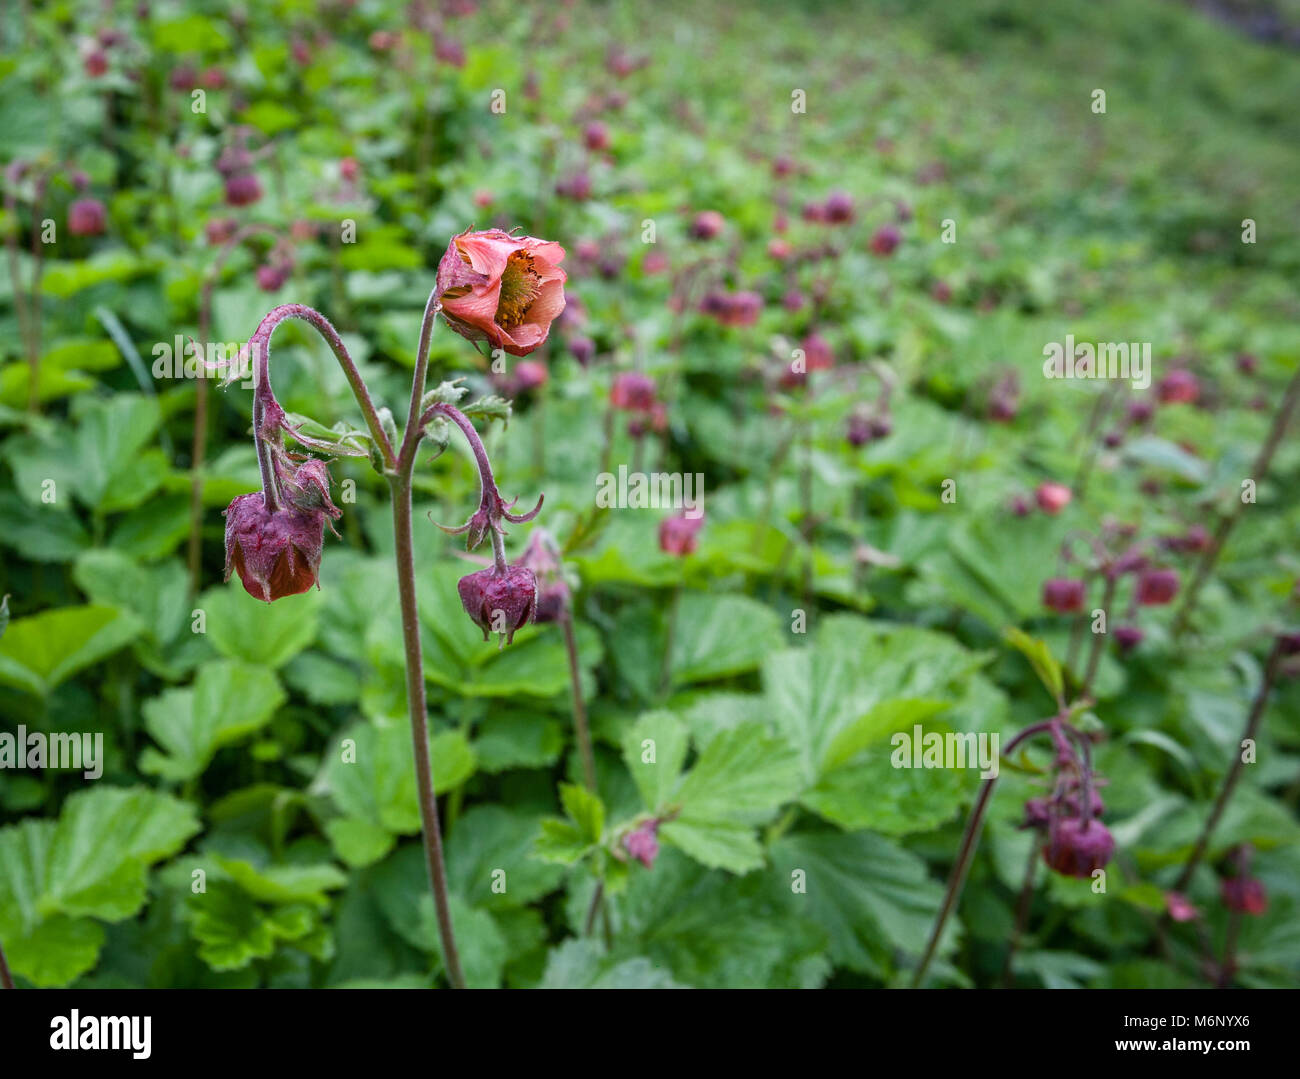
[1156,370,1199,405]
[1034,481,1072,515]
[689,210,724,240]
[1043,818,1114,879]
[223,494,327,603]
[624,821,660,869]
[1220,876,1268,916]
[68,198,107,237]
[610,371,657,411]
[1136,568,1179,606]
[1042,577,1086,613]
[1165,891,1199,922]
[224,171,263,207]
[869,224,901,256]
[457,564,537,645]
[659,514,703,557]
[583,122,610,152]
[1114,624,1145,654]
[823,190,854,224]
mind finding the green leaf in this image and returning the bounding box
[4,915,106,988]
[140,660,287,781]
[313,722,477,839]
[323,817,395,869]
[473,711,563,773]
[659,818,764,874]
[622,710,690,812]
[214,857,347,908]
[445,806,565,910]
[539,939,683,989]
[769,832,948,978]
[0,788,200,984]
[674,725,802,822]
[1002,627,1065,705]
[200,581,322,668]
[0,604,139,697]
[668,592,783,686]
[560,783,605,844]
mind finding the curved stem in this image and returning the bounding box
[390,465,466,989]
[244,303,397,470]
[403,290,442,457]
[911,716,1059,988]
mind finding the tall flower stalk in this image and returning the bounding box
[219,229,567,989]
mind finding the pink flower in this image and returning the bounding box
[340,157,359,183]
[659,514,704,557]
[1157,369,1199,405]
[624,822,660,869]
[68,198,107,237]
[1035,482,1072,515]
[689,210,724,240]
[1220,876,1268,916]
[1042,578,1087,613]
[611,372,657,411]
[1136,568,1179,606]
[583,122,610,151]
[1165,892,1199,923]
[870,224,902,256]
[435,228,568,357]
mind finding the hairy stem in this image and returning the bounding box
[1172,640,1283,893]
[911,718,1057,988]
[562,612,597,792]
[390,467,466,989]
[1174,367,1300,636]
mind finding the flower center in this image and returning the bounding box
[495,250,541,330]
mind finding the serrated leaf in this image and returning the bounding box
[140,660,287,781]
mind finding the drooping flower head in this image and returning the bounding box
[457,564,538,645]
[436,228,567,356]
[223,460,342,603]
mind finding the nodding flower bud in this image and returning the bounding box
[659,513,704,557]
[1165,892,1199,923]
[224,172,263,207]
[1042,577,1087,613]
[206,217,239,245]
[1136,567,1179,606]
[223,460,341,603]
[689,210,725,240]
[68,198,107,237]
[1156,369,1199,405]
[1042,817,1115,879]
[569,336,595,367]
[624,821,660,869]
[1220,875,1268,916]
[610,371,657,411]
[869,224,901,256]
[1035,481,1072,515]
[436,228,568,357]
[256,261,292,292]
[583,122,610,152]
[1114,624,1145,654]
[823,190,855,224]
[457,564,537,646]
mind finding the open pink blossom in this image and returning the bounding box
[436,228,567,357]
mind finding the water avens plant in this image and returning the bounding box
[217,229,567,989]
